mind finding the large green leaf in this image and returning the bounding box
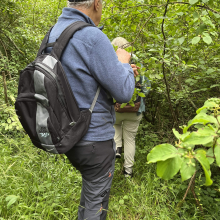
[190,113,217,126]
[206,148,215,165]
[196,24,207,35]
[147,144,178,163]
[184,113,218,132]
[204,100,219,108]
[138,92,145,98]
[193,12,199,19]
[172,128,181,139]
[207,124,216,131]
[189,0,199,5]
[180,158,196,181]
[172,129,191,142]
[214,138,220,166]
[178,37,185,45]
[192,36,200,44]
[183,131,214,146]
[157,156,182,180]
[181,132,191,141]
[196,101,219,114]
[203,34,212,45]
[197,126,217,136]
[195,150,213,186]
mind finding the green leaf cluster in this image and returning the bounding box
[147,98,220,186]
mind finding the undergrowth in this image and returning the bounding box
[0,121,219,219]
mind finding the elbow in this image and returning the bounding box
[124,90,134,103]
[114,87,134,103]
[112,75,135,103]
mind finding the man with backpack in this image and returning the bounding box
[46,0,137,219]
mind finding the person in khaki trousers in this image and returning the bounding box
[114,112,143,177]
[111,37,151,177]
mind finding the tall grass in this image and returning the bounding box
[0,133,219,219]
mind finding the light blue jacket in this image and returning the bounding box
[47,8,135,141]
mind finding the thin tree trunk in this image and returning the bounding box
[2,71,9,105]
[6,70,12,80]
[161,0,179,128]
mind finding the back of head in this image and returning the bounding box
[68,0,95,10]
[67,0,103,26]
[111,37,130,49]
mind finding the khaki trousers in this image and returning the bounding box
[114,112,142,174]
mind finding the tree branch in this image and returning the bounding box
[0,39,8,59]
[3,33,24,55]
[33,0,37,26]
[116,4,165,9]
[161,0,178,126]
[2,71,9,106]
[169,2,220,15]
[107,2,220,16]
[190,174,204,214]
[0,44,12,80]
[131,13,155,45]
[54,0,61,23]
[176,171,197,212]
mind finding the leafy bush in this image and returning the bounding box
[147,98,220,185]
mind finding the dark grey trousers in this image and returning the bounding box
[65,139,116,220]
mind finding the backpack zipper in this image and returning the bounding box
[16,95,61,143]
[36,62,68,108]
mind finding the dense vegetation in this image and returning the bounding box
[0,0,220,219]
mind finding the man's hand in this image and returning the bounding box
[116,48,131,63]
[131,64,140,77]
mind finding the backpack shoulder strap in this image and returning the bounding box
[37,26,54,56]
[89,86,100,113]
[51,21,92,60]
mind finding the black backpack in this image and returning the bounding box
[15,21,100,154]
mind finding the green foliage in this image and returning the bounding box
[5,195,19,209]
[102,0,220,122]
[0,0,65,77]
[0,104,22,133]
[2,132,216,219]
[0,0,220,219]
[147,98,220,186]
[0,76,23,139]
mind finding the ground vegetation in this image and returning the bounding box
[0,0,220,219]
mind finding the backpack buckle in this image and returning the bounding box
[69,122,76,126]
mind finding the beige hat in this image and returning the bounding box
[111,37,130,49]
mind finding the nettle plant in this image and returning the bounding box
[147,98,220,186]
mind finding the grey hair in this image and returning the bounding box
[111,37,130,49]
[67,0,101,9]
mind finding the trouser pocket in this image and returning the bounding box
[65,139,115,181]
[81,165,114,220]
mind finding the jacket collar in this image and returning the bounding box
[59,7,104,30]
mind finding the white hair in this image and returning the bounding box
[67,0,101,9]
[111,37,130,49]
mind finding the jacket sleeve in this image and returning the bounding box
[89,33,135,103]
